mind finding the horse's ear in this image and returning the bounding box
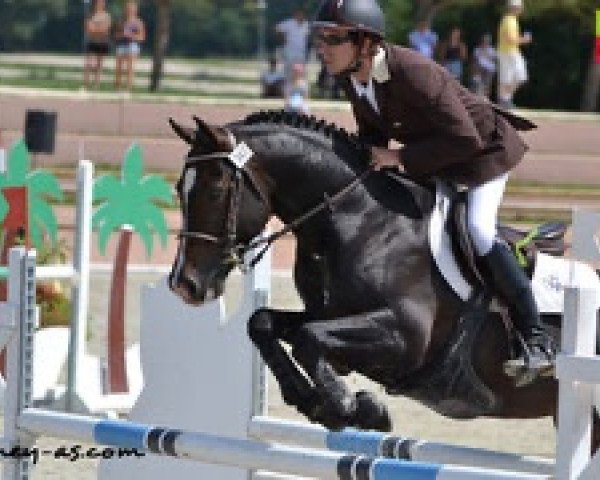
[169,118,194,145]
[192,115,221,149]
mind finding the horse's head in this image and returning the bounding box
[168,115,271,304]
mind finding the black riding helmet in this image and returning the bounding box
[312,0,385,39]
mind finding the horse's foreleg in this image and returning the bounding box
[248,309,318,418]
[290,309,400,431]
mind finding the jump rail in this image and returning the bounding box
[14,407,547,480]
[249,416,555,476]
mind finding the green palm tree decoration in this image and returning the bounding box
[92,142,173,393]
[0,139,63,249]
[92,143,173,257]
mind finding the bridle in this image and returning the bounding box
[177,145,372,272]
[177,149,268,271]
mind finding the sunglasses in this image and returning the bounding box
[314,32,353,46]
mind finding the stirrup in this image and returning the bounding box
[503,333,555,387]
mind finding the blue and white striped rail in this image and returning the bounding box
[18,408,549,480]
[249,416,555,477]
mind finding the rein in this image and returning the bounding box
[245,168,372,270]
[178,150,372,272]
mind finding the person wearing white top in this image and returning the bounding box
[275,8,310,87]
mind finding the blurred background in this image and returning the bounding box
[0,0,597,111]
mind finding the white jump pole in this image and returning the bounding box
[249,416,555,476]
[16,407,550,480]
[65,160,93,411]
[3,248,37,480]
[555,287,600,480]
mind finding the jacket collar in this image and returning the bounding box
[371,46,390,83]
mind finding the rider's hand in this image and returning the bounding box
[370,147,402,171]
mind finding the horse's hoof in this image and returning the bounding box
[353,390,392,432]
[308,403,351,431]
[307,392,357,431]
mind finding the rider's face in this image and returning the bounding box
[315,27,357,75]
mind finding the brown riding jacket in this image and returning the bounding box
[341,42,536,187]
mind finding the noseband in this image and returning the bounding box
[178,146,372,272]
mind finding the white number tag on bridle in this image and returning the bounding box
[229,142,254,169]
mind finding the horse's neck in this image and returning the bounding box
[256,142,354,226]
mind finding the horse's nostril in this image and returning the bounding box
[183,275,201,298]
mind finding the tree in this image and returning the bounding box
[93,144,173,392]
[0,139,63,250]
[150,0,170,91]
[0,0,68,50]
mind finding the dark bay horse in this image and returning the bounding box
[168,110,600,438]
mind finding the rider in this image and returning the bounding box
[312,0,555,385]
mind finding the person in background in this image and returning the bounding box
[83,0,112,89]
[497,0,531,108]
[437,26,468,83]
[285,63,310,114]
[408,19,438,59]
[260,56,285,98]
[275,8,310,88]
[471,33,497,98]
[114,0,145,90]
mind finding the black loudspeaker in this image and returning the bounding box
[24,110,57,154]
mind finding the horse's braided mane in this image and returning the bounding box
[242,110,361,148]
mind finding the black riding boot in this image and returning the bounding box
[481,241,556,386]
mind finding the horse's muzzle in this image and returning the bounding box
[168,268,224,305]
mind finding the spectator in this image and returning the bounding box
[260,56,285,98]
[114,0,146,91]
[285,63,310,114]
[83,0,112,89]
[437,27,468,83]
[275,8,310,87]
[497,0,531,108]
[471,33,497,98]
[408,19,438,59]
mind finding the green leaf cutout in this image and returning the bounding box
[92,142,174,258]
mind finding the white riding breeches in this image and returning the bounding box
[466,173,509,256]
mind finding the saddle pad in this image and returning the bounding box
[428,180,473,302]
[428,181,600,313]
[532,252,600,313]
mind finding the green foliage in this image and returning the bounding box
[0,0,68,50]
[92,143,174,258]
[517,6,592,109]
[39,292,70,328]
[0,140,64,249]
[380,0,415,45]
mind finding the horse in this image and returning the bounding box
[168,110,600,441]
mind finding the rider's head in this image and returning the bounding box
[312,0,385,77]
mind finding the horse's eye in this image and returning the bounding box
[205,163,224,179]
